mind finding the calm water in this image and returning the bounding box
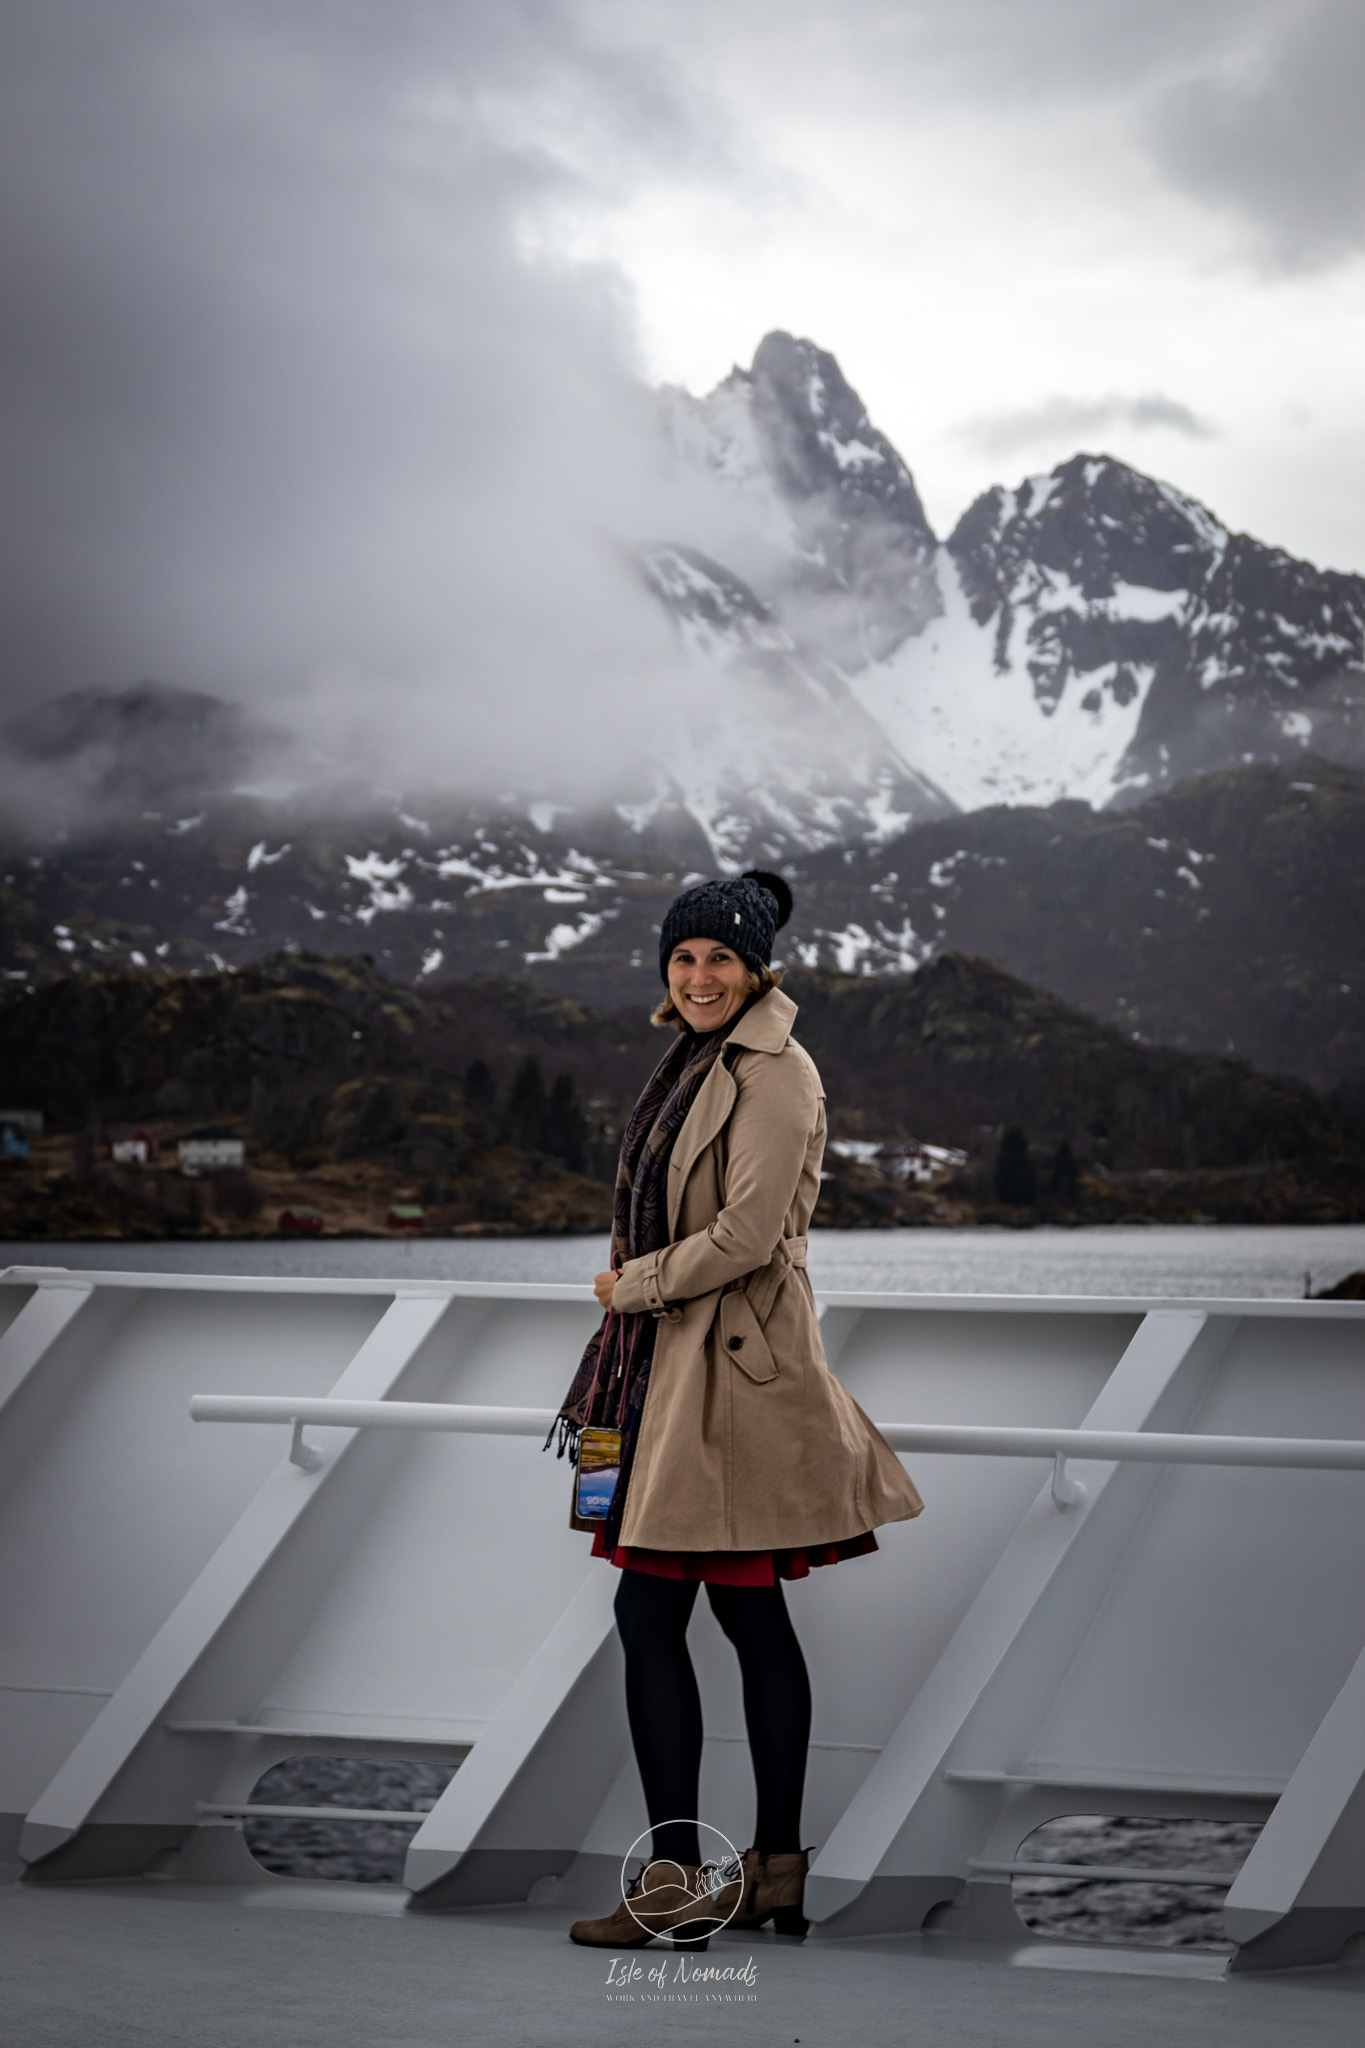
[5,1223,1364,1298]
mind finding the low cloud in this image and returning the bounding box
[961,393,1215,459]
[0,1,717,811]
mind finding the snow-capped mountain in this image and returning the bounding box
[5,329,1365,1088]
[664,335,1365,809]
[638,542,954,863]
[661,330,940,670]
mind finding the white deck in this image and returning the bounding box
[3,1263,1365,2002]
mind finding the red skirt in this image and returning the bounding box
[591,1526,878,1585]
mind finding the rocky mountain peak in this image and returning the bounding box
[949,455,1229,623]
[665,332,942,669]
[745,331,938,550]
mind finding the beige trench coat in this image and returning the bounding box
[611,987,924,1551]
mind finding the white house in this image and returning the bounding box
[110,1126,156,1165]
[178,1127,245,1176]
[872,1138,937,1184]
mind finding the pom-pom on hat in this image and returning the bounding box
[658,869,793,983]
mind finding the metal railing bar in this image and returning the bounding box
[188,1395,1365,1472]
[166,1720,474,1749]
[972,1857,1241,1885]
[197,1801,434,1824]
[944,1769,1284,1797]
[192,1396,557,1436]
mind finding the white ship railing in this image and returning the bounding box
[189,1394,1365,1507]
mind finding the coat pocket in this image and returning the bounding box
[717,1288,779,1383]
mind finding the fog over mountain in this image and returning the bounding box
[6,3,1365,835]
[0,1,720,807]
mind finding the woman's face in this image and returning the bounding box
[666,938,754,1032]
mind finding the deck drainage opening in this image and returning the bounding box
[242,1756,458,1884]
[1010,1816,1263,1951]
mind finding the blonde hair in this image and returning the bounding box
[651,960,782,1031]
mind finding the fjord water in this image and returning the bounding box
[5,1223,1364,1297]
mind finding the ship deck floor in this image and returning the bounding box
[5,1873,1365,2048]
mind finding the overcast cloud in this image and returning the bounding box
[0,1,711,790]
[964,395,1215,459]
[1,0,1362,807]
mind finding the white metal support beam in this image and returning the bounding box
[19,1291,453,1871]
[804,1308,1229,1932]
[1225,1632,1365,1969]
[403,1566,627,1907]
[0,1274,94,1417]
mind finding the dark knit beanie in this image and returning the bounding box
[658,869,794,982]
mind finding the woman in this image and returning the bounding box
[552,870,923,1948]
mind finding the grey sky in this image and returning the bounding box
[1,0,1362,794]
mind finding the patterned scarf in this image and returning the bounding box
[549,1003,749,1554]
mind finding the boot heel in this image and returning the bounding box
[771,1906,808,1939]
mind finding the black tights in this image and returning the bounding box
[613,1570,812,1866]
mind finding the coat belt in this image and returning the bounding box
[742,1234,808,1324]
[638,1234,809,1321]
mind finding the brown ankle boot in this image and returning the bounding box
[569,1860,718,1948]
[720,1847,810,1937]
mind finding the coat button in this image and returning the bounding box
[728,1335,744,1349]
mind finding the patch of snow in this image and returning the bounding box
[246,840,290,871]
[1153,478,1228,558]
[827,923,875,973]
[213,886,252,935]
[397,812,430,834]
[1107,581,1187,623]
[615,791,672,835]
[129,950,148,967]
[543,887,587,903]
[525,912,606,963]
[817,431,882,472]
[1280,710,1312,740]
[1024,473,1061,518]
[344,851,414,923]
[528,801,569,834]
[860,774,917,844]
[418,947,444,978]
[167,814,205,835]
[846,548,1154,809]
[828,1140,882,1164]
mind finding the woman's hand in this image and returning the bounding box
[593,1269,617,1311]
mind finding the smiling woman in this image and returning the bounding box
[656,932,770,1033]
[551,866,922,1950]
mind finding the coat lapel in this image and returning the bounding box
[663,988,798,1236]
[666,1055,735,1237]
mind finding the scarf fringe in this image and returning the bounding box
[545,1413,583,1464]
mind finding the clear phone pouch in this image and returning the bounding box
[571,1424,623,1529]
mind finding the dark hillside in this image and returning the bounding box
[786,956,1351,1167]
[2,950,1361,1235]
[792,757,1365,1094]
[2,758,1361,1104]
